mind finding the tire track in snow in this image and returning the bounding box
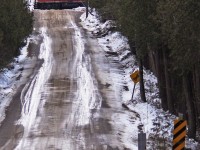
[63,18,103,149]
[15,27,53,149]
[71,20,102,125]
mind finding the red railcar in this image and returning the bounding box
[34,0,85,9]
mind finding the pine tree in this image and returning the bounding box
[0,0,33,69]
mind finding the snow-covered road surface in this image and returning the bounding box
[0,10,138,150]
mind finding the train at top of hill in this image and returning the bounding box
[34,0,86,9]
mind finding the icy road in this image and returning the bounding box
[0,10,139,149]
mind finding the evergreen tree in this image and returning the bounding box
[0,0,33,69]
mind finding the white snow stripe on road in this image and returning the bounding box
[68,19,102,127]
[15,27,53,149]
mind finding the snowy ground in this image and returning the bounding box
[27,0,35,11]
[79,8,198,149]
[0,38,31,126]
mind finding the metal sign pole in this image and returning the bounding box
[131,83,136,101]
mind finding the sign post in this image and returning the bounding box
[130,70,140,101]
[131,83,136,101]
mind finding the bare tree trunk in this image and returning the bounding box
[193,66,200,129]
[155,50,168,110]
[196,67,200,128]
[139,59,146,102]
[163,49,174,113]
[183,74,196,139]
[86,0,89,18]
[148,50,157,75]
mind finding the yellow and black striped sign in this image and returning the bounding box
[173,119,187,150]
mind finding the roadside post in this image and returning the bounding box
[172,114,187,150]
[130,70,140,101]
[138,131,146,150]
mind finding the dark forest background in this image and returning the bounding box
[90,0,200,139]
[0,0,33,69]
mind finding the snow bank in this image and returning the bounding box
[27,0,35,11]
[16,27,53,138]
[0,38,30,126]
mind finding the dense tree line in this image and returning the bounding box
[90,0,200,139]
[0,0,33,69]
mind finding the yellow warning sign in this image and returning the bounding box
[130,70,140,84]
[173,120,187,150]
